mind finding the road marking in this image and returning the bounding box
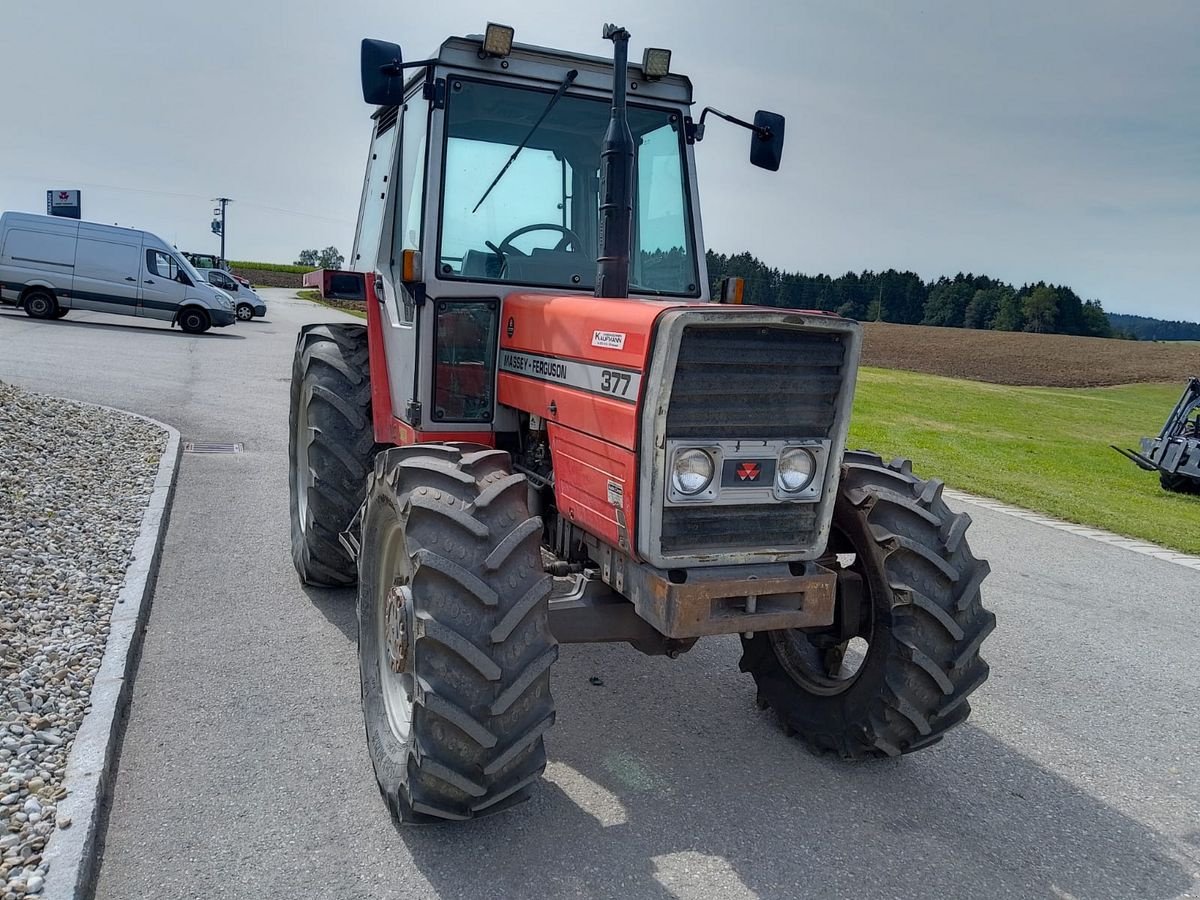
[944,489,1200,572]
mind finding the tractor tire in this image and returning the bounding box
[358,444,556,823]
[23,290,57,320]
[740,451,995,759]
[289,323,375,587]
[1160,472,1200,494]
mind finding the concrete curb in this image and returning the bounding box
[39,407,182,900]
[945,488,1200,571]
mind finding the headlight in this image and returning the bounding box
[777,447,816,493]
[672,449,715,496]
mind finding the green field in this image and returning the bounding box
[229,260,313,274]
[297,289,366,319]
[848,368,1199,554]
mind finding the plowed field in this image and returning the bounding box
[861,323,1200,387]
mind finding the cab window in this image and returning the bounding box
[146,250,184,282]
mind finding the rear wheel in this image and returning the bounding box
[741,451,995,758]
[289,323,375,586]
[358,444,556,823]
[23,291,57,319]
[178,307,210,334]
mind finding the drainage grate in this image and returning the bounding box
[183,441,243,454]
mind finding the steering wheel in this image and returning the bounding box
[487,223,584,266]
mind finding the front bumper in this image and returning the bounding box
[253,304,267,317]
[211,308,237,327]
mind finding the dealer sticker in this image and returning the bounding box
[591,330,626,350]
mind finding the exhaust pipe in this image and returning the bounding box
[595,24,634,299]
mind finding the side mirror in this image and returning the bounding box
[750,111,785,172]
[361,38,406,106]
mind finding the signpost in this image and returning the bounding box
[46,190,81,219]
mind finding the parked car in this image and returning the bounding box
[0,212,235,333]
[183,252,254,289]
[202,267,267,320]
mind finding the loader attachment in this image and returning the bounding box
[1114,377,1200,492]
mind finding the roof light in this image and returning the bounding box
[482,22,514,58]
[642,47,671,80]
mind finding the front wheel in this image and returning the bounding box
[740,451,995,758]
[178,307,211,334]
[358,444,557,823]
[236,303,254,321]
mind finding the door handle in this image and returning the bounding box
[144,279,155,284]
[125,277,136,282]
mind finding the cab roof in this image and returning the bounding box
[398,34,694,107]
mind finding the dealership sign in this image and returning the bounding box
[46,190,81,219]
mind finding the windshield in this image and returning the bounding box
[177,253,206,285]
[439,78,699,296]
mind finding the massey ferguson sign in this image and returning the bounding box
[46,190,81,219]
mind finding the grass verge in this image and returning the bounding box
[297,289,366,319]
[848,367,1200,554]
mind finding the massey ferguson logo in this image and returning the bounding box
[736,462,762,482]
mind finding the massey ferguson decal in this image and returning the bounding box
[499,349,642,403]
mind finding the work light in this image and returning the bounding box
[641,47,671,80]
[482,23,514,58]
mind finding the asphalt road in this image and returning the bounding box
[1,291,1198,900]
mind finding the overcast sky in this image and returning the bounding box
[3,0,1197,319]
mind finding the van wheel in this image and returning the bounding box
[24,291,57,320]
[236,303,254,321]
[179,308,211,334]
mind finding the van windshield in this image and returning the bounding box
[176,253,205,285]
[438,79,699,296]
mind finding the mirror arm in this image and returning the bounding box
[379,57,438,77]
[689,106,772,142]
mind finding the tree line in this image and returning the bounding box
[1107,313,1200,342]
[705,250,1126,338]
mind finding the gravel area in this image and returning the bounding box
[0,382,166,896]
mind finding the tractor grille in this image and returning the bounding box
[660,324,848,558]
[665,326,845,440]
[661,504,819,554]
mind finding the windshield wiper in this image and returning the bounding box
[471,69,579,214]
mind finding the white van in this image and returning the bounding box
[0,212,236,333]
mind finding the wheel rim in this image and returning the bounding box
[375,520,415,742]
[237,305,252,320]
[29,297,49,316]
[768,526,876,696]
[293,397,310,532]
[185,313,202,330]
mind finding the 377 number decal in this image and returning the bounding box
[600,370,632,397]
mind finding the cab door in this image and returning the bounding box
[139,249,190,320]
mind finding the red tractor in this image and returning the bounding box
[289,24,995,824]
